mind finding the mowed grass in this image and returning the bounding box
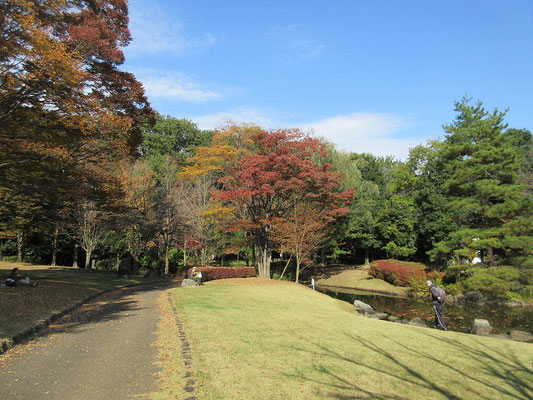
[0,261,161,339]
[316,265,408,295]
[170,278,533,400]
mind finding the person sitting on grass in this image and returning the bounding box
[190,267,203,284]
[4,267,38,287]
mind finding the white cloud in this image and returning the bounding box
[299,113,423,160]
[192,109,428,160]
[126,1,216,56]
[132,69,221,103]
[267,24,325,63]
[193,108,279,130]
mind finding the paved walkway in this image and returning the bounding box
[0,283,178,400]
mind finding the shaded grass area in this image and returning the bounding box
[170,278,533,400]
[316,265,409,295]
[0,261,161,339]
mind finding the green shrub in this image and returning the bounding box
[491,266,521,281]
[139,253,160,271]
[463,273,508,299]
[462,266,522,299]
[519,269,533,285]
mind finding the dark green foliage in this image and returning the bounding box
[140,114,212,170]
[462,266,527,299]
[429,98,533,265]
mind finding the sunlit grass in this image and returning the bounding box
[170,278,532,399]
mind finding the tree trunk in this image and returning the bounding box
[73,243,78,267]
[183,247,187,268]
[85,250,91,269]
[279,256,292,280]
[364,248,370,265]
[295,256,301,284]
[16,232,24,262]
[164,244,169,275]
[0,239,3,261]
[256,244,272,278]
[132,256,139,275]
[486,247,494,265]
[51,225,59,266]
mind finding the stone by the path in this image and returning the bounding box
[387,315,400,322]
[181,279,199,287]
[353,300,374,314]
[507,330,533,342]
[471,319,492,335]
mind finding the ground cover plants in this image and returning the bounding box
[369,259,442,286]
[166,278,533,399]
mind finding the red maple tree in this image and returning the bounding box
[215,125,353,278]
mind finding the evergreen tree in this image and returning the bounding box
[432,98,533,265]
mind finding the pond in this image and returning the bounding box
[317,286,533,334]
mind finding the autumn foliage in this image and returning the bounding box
[369,259,433,287]
[0,0,153,215]
[209,125,353,278]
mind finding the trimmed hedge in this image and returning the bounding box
[187,266,256,282]
[369,259,434,287]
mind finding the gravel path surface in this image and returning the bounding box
[0,283,177,400]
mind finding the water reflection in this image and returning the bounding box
[317,286,533,334]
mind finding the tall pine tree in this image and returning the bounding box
[432,98,532,265]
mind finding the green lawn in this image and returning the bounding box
[0,261,162,340]
[165,278,533,400]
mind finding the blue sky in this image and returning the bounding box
[122,0,533,160]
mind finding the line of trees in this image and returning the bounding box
[1,2,531,282]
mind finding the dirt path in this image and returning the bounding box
[0,283,178,400]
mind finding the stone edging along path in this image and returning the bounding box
[168,292,198,400]
[0,280,174,354]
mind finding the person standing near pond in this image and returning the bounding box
[427,280,447,331]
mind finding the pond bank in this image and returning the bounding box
[317,285,533,335]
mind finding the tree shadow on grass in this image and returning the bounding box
[14,282,178,345]
[284,330,532,400]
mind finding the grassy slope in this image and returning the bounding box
[316,265,409,295]
[0,261,160,339]
[170,278,532,400]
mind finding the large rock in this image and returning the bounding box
[508,330,533,343]
[374,312,389,320]
[387,315,400,322]
[471,319,492,335]
[407,317,427,327]
[353,300,374,314]
[181,279,199,287]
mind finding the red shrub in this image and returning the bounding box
[187,266,256,282]
[369,259,428,287]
